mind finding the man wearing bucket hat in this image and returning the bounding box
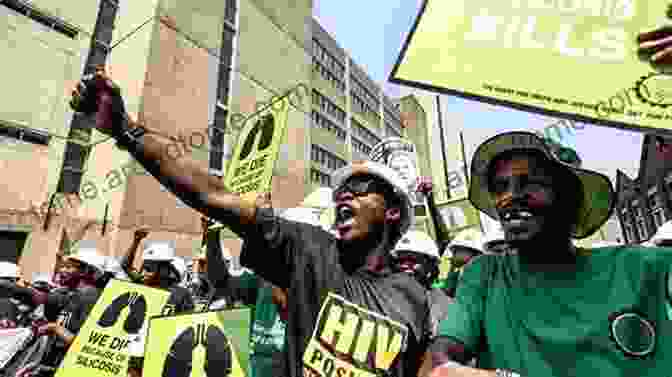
[70,69,433,377]
[428,130,672,377]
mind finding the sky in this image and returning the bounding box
[313,0,643,183]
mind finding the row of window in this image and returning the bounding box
[351,93,378,119]
[311,168,331,187]
[311,110,346,140]
[620,188,671,242]
[313,58,345,93]
[352,119,380,147]
[384,107,403,126]
[350,76,379,111]
[312,90,346,123]
[385,123,402,138]
[352,137,372,155]
[311,144,346,171]
[312,38,345,78]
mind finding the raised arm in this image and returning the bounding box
[120,227,149,276]
[70,66,257,236]
[417,177,452,255]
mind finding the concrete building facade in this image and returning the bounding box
[615,134,672,244]
[0,0,432,275]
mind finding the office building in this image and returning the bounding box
[616,133,672,243]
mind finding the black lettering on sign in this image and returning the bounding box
[239,114,275,160]
[303,293,408,376]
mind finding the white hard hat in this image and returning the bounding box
[170,257,187,281]
[103,257,129,280]
[331,161,413,235]
[142,242,175,262]
[648,221,672,246]
[391,231,440,259]
[67,248,106,276]
[281,207,322,226]
[0,262,20,279]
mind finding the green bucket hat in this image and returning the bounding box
[469,131,615,239]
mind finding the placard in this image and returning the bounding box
[391,0,672,132]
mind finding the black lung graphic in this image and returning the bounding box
[97,292,147,333]
[161,323,232,377]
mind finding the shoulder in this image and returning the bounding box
[589,245,672,266]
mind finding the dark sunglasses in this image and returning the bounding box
[333,175,392,200]
[142,261,162,273]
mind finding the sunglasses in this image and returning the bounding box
[142,262,162,273]
[333,176,392,201]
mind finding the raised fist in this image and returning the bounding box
[70,65,128,135]
[134,227,150,240]
[416,176,433,195]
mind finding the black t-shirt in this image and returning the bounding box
[162,285,195,316]
[44,286,102,367]
[240,208,431,377]
[0,297,18,323]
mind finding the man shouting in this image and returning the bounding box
[69,69,431,377]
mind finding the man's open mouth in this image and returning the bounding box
[500,209,535,226]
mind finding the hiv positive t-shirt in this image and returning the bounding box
[240,208,430,377]
[434,246,672,377]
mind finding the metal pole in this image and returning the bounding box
[435,95,451,199]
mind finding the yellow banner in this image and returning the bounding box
[55,280,170,377]
[302,293,409,377]
[224,97,291,194]
[143,308,251,377]
[391,0,672,132]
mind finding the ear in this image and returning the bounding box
[384,207,401,225]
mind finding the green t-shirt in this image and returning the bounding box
[234,272,287,377]
[438,246,672,377]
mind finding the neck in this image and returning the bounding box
[338,226,396,274]
[512,232,577,267]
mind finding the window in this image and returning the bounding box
[57,0,118,194]
[311,168,331,187]
[352,137,371,155]
[311,145,346,171]
[311,110,346,140]
[311,42,345,94]
[352,119,380,147]
[385,122,401,138]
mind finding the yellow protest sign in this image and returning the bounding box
[143,308,251,377]
[225,96,291,194]
[55,279,170,377]
[302,293,409,377]
[390,0,672,132]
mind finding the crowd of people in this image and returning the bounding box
[3,13,672,377]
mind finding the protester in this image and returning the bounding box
[426,130,672,377]
[127,242,194,377]
[204,205,318,377]
[0,262,22,328]
[70,68,435,376]
[1,248,105,377]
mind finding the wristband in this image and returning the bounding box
[115,120,147,151]
[495,369,521,377]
